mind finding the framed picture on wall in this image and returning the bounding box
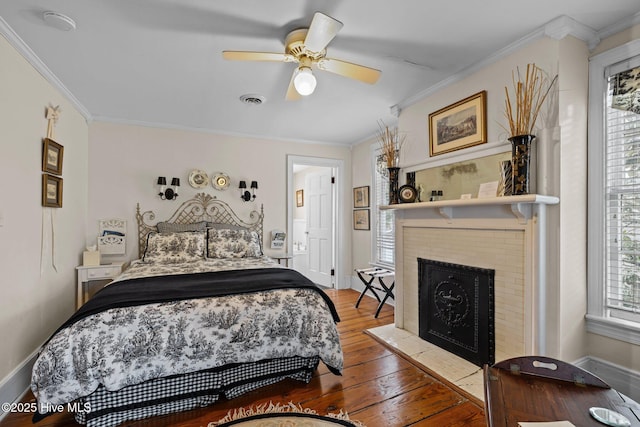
[296,189,304,207]
[353,185,370,208]
[42,138,64,175]
[42,173,63,208]
[429,90,487,156]
[353,209,370,230]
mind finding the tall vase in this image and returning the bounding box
[387,167,400,204]
[509,134,536,195]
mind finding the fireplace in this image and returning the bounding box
[418,258,495,367]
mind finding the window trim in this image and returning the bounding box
[370,144,395,269]
[587,38,640,345]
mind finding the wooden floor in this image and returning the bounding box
[0,289,486,427]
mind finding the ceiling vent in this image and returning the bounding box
[239,94,266,105]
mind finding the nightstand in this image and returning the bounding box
[76,262,124,309]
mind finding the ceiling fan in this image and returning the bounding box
[222,12,382,100]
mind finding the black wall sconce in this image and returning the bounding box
[157,176,180,200]
[239,180,258,202]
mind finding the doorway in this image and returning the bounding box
[287,156,345,288]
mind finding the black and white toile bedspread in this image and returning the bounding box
[31,257,343,410]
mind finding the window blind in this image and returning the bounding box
[605,62,640,323]
[374,153,395,266]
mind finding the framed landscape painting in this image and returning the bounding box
[353,186,370,208]
[353,209,370,230]
[42,174,63,208]
[429,91,487,156]
[42,138,64,175]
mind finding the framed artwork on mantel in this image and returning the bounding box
[429,90,487,156]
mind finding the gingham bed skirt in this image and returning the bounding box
[73,356,320,427]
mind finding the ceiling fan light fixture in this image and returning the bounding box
[293,67,317,96]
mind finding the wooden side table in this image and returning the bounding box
[484,356,640,426]
[76,262,124,309]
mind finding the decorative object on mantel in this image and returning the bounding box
[497,160,513,196]
[157,176,180,200]
[429,91,487,157]
[399,171,418,203]
[376,121,405,204]
[503,63,557,195]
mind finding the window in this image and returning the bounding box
[372,147,395,267]
[587,39,640,344]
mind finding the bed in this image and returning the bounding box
[31,193,343,427]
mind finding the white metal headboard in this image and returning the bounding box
[135,193,264,258]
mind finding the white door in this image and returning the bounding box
[305,169,333,287]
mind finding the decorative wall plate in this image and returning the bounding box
[188,169,210,188]
[212,172,231,190]
[398,184,417,203]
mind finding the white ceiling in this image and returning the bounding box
[1,1,640,145]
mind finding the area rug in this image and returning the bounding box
[209,401,365,427]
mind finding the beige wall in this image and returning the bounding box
[0,34,89,396]
[351,34,596,364]
[350,135,375,270]
[87,122,352,276]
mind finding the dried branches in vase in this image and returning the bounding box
[503,63,557,137]
[376,121,405,168]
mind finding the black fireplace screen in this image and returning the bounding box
[418,258,495,367]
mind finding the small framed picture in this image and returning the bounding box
[353,185,370,208]
[42,174,63,208]
[296,189,304,207]
[353,209,370,230]
[42,138,64,175]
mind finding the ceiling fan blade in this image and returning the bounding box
[317,58,381,84]
[222,51,295,62]
[304,12,343,52]
[285,70,302,101]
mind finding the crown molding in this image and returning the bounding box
[397,15,601,111]
[544,15,600,50]
[0,16,92,121]
[597,11,640,40]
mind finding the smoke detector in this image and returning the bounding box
[239,94,266,105]
[43,11,76,31]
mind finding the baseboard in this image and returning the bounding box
[574,356,640,402]
[0,348,39,421]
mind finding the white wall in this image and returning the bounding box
[87,122,353,275]
[0,34,89,402]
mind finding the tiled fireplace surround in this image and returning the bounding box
[370,195,559,401]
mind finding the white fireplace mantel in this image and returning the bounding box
[380,194,559,223]
[384,194,560,358]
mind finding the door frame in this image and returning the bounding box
[287,155,345,288]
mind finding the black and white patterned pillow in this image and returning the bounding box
[207,229,261,258]
[156,221,207,233]
[143,231,206,263]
